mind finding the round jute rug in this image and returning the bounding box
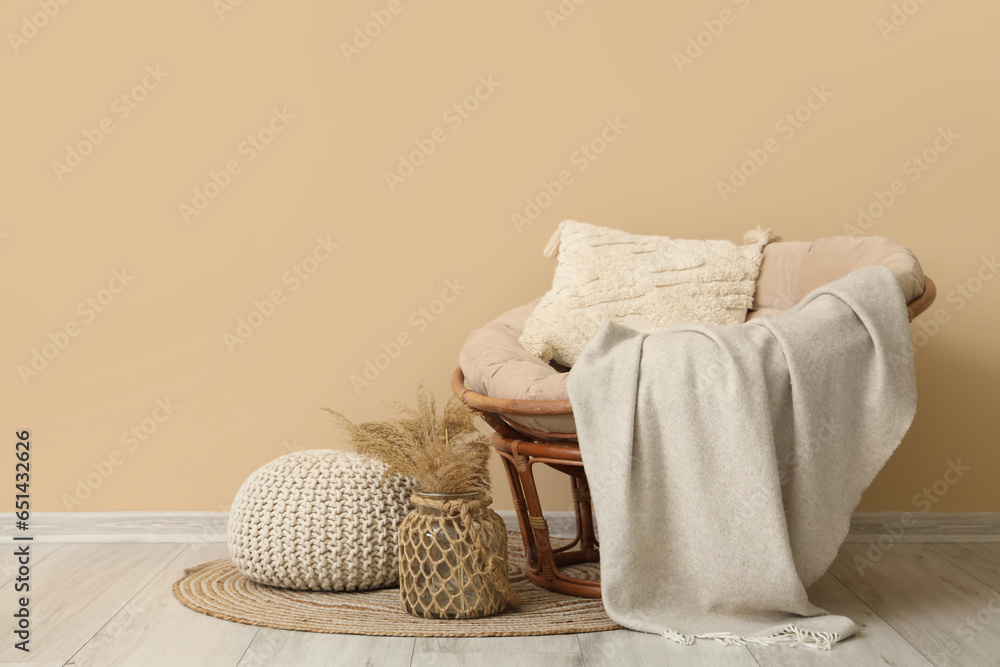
[173,532,617,637]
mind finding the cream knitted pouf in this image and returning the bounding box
[228,449,416,591]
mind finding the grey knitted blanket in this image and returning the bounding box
[566,266,917,649]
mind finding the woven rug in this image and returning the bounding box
[173,532,617,637]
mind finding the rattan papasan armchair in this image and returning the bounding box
[452,235,936,598]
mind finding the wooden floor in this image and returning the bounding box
[3,541,999,666]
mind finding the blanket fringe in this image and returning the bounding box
[660,626,839,651]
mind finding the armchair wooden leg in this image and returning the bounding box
[500,454,536,567]
[515,455,560,589]
[573,476,599,561]
[491,433,601,598]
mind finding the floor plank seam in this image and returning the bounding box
[826,567,934,663]
[233,627,261,667]
[0,543,66,588]
[924,544,1000,597]
[62,543,189,666]
[61,545,190,665]
[853,544,989,662]
[407,633,417,667]
[19,540,1000,665]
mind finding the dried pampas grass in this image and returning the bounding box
[322,386,491,494]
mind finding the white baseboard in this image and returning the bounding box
[0,511,228,543]
[845,511,1000,543]
[2,511,998,543]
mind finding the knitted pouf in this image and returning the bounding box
[228,449,416,591]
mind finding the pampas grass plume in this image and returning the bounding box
[322,385,491,494]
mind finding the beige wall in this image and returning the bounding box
[2,0,997,515]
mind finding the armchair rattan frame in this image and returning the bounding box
[452,277,936,598]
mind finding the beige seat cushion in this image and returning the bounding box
[459,299,576,435]
[459,236,925,435]
[748,236,924,320]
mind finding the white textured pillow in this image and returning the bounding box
[519,220,776,366]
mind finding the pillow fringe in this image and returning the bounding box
[543,224,564,258]
[744,226,781,248]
